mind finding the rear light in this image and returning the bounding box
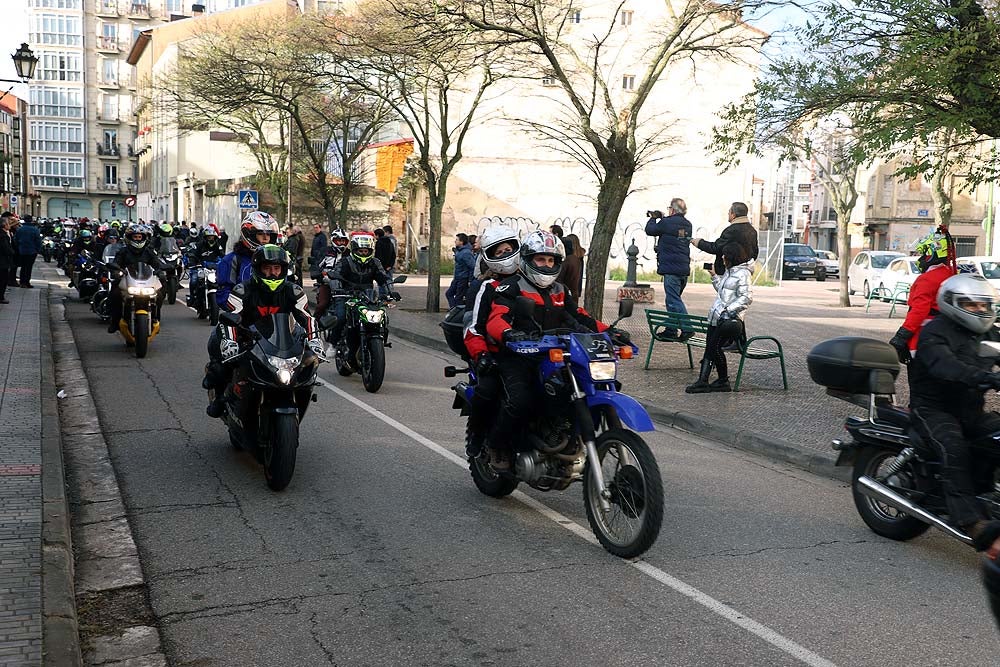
[549,349,564,363]
[618,346,633,359]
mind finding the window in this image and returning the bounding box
[29,121,84,153]
[620,10,633,26]
[28,0,82,8]
[853,254,866,266]
[622,74,635,90]
[100,94,118,120]
[29,86,84,118]
[316,0,343,13]
[104,164,118,186]
[29,155,84,188]
[880,174,893,207]
[164,0,184,11]
[98,22,117,50]
[100,58,118,84]
[570,9,581,23]
[103,129,118,152]
[30,13,82,46]
[541,75,556,86]
[36,51,83,82]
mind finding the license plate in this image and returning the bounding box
[801,270,814,275]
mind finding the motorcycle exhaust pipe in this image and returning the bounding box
[856,475,973,546]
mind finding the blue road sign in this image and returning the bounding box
[9,195,17,206]
[238,189,259,210]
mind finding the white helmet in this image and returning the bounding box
[937,274,998,334]
[518,230,565,289]
[479,225,520,276]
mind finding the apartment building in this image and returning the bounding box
[0,94,33,216]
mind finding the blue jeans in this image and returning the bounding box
[662,274,690,331]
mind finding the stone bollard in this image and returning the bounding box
[617,237,655,303]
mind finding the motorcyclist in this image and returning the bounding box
[186,225,224,306]
[483,230,629,469]
[888,228,957,364]
[67,229,98,286]
[204,244,323,418]
[461,225,520,458]
[106,224,166,333]
[909,274,1000,559]
[217,212,279,308]
[325,231,392,342]
[313,228,350,317]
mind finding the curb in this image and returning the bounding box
[46,274,169,666]
[390,321,849,484]
[39,284,83,667]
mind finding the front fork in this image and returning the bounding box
[568,372,611,512]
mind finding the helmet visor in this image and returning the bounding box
[354,247,373,258]
[487,241,518,260]
[956,296,995,316]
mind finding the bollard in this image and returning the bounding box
[624,238,640,287]
[617,237,655,303]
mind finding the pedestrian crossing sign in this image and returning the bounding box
[238,189,259,210]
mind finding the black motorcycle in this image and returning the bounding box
[42,236,55,263]
[157,237,183,305]
[214,311,336,491]
[808,336,1000,546]
[330,276,406,393]
[73,250,102,301]
[91,245,123,322]
[187,261,220,325]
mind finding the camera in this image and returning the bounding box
[646,209,664,219]
[703,262,714,271]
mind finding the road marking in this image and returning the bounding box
[315,378,837,667]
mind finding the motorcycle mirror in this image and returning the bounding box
[393,275,408,284]
[318,313,338,331]
[219,311,240,327]
[617,299,634,320]
[979,341,1000,358]
[513,296,536,320]
[390,291,402,301]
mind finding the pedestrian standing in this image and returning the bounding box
[0,214,14,303]
[292,226,305,285]
[16,216,43,288]
[558,233,585,300]
[282,225,302,285]
[383,225,398,267]
[374,228,396,301]
[7,215,20,287]
[310,223,328,275]
[646,198,694,340]
[691,201,758,275]
[446,233,476,308]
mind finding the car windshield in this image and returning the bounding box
[785,245,815,257]
[980,262,1000,279]
[870,254,898,268]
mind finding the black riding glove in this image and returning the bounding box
[986,372,1000,391]
[502,329,530,344]
[888,326,913,365]
[609,328,631,347]
[475,353,497,376]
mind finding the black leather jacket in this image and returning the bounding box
[332,255,389,291]
[111,245,164,272]
[909,315,1000,413]
[221,279,317,343]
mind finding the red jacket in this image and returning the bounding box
[485,275,607,347]
[901,263,955,351]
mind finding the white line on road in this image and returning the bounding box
[316,378,837,667]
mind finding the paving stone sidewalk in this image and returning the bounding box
[0,285,44,666]
[386,277,940,477]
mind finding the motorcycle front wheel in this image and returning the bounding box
[43,251,51,263]
[209,299,219,326]
[851,446,930,541]
[583,429,664,559]
[361,338,385,393]
[265,413,298,491]
[167,276,178,305]
[134,313,149,359]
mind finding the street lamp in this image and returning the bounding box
[62,179,70,219]
[125,177,135,222]
[1,43,38,102]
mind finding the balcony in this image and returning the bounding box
[96,0,121,17]
[96,35,120,53]
[96,110,120,124]
[127,2,151,19]
[96,142,121,158]
[97,76,120,90]
[96,179,122,193]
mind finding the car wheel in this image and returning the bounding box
[864,280,871,298]
[848,278,855,296]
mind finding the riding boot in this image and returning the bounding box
[685,359,714,394]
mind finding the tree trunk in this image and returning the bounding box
[837,211,852,307]
[583,174,632,317]
[425,196,443,312]
[930,169,953,227]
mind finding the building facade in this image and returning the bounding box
[0,95,34,217]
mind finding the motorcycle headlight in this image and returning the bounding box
[362,309,385,324]
[589,361,617,381]
[127,286,157,296]
[205,270,216,282]
[267,355,301,373]
[277,369,292,385]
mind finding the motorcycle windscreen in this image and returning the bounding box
[127,263,156,282]
[159,238,180,254]
[572,333,617,361]
[102,244,121,263]
[252,313,305,358]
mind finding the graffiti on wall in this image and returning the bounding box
[476,215,658,268]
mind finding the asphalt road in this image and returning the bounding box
[59,288,999,667]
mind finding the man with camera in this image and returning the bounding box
[690,201,758,275]
[645,198,694,341]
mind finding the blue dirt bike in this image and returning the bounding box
[443,298,663,558]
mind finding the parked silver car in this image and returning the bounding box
[815,250,839,277]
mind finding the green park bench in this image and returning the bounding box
[643,309,789,391]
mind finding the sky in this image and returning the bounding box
[1,0,30,102]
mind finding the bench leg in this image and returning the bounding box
[734,353,747,391]
[686,343,694,369]
[644,339,654,370]
[779,352,788,389]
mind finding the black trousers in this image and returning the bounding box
[911,406,1000,527]
[468,372,501,437]
[488,357,538,449]
[19,253,37,286]
[701,319,743,380]
[0,267,8,300]
[7,254,17,285]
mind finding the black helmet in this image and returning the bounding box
[251,244,290,292]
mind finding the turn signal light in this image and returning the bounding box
[619,346,633,359]
[549,349,564,363]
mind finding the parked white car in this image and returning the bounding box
[957,256,1000,290]
[847,250,905,297]
[815,250,840,277]
[878,256,921,300]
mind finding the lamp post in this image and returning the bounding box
[62,179,70,219]
[0,43,38,102]
[125,177,135,222]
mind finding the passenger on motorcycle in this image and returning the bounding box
[888,228,957,365]
[67,229,98,285]
[483,230,629,470]
[106,224,166,333]
[461,225,520,457]
[186,225,224,290]
[205,244,322,417]
[325,231,391,341]
[313,228,350,317]
[909,274,1000,559]
[216,212,279,308]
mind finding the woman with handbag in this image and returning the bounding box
[686,243,753,394]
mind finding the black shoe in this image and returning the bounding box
[677,330,695,342]
[708,378,732,392]
[653,326,680,342]
[206,398,225,418]
[107,320,118,334]
[685,380,712,394]
[466,432,485,458]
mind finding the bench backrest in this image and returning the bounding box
[645,309,711,334]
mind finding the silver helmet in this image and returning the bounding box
[479,225,520,276]
[518,230,565,289]
[937,274,998,334]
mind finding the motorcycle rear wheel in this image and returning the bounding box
[469,452,518,498]
[265,413,298,491]
[335,342,354,376]
[851,447,931,541]
[134,314,149,359]
[167,277,177,305]
[584,429,664,558]
[209,299,219,326]
[361,338,385,393]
